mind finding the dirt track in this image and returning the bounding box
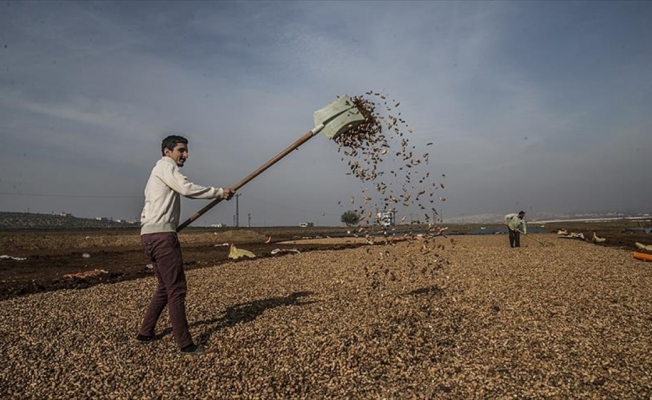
[1,224,650,301]
[0,229,368,301]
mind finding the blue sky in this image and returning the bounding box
[1,1,650,226]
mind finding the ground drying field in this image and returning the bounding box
[1,224,652,398]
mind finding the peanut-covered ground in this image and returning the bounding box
[2,230,652,398]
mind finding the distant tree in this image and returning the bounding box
[341,210,360,226]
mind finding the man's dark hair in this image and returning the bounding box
[518,211,525,215]
[161,135,188,155]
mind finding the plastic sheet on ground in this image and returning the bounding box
[0,255,27,261]
[592,232,606,243]
[558,232,586,241]
[228,244,256,259]
[271,248,300,256]
[636,242,652,251]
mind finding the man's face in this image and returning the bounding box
[164,142,189,167]
[518,213,525,219]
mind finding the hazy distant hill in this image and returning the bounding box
[0,212,138,230]
[444,211,651,224]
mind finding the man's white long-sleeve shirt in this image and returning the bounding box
[504,213,527,234]
[140,157,224,235]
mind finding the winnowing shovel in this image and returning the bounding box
[176,95,366,232]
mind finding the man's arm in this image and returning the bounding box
[159,163,224,199]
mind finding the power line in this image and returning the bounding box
[238,193,340,216]
[0,192,142,199]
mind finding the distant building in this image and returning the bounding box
[376,211,395,227]
[299,222,314,228]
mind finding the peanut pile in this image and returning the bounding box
[2,235,651,398]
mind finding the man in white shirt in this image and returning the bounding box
[136,135,234,356]
[504,211,527,248]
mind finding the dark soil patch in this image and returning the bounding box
[0,235,363,301]
[2,223,650,301]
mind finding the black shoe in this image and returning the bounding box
[180,344,205,356]
[136,334,155,343]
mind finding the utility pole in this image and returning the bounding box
[248,213,251,228]
[235,193,242,227]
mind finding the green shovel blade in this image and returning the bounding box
[313,94,366,139]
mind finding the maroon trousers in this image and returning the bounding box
[138,232,193,349]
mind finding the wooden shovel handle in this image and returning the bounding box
[176,130,316,232]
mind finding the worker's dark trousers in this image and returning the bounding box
[139,232,193,349]
[509,229,521,248]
